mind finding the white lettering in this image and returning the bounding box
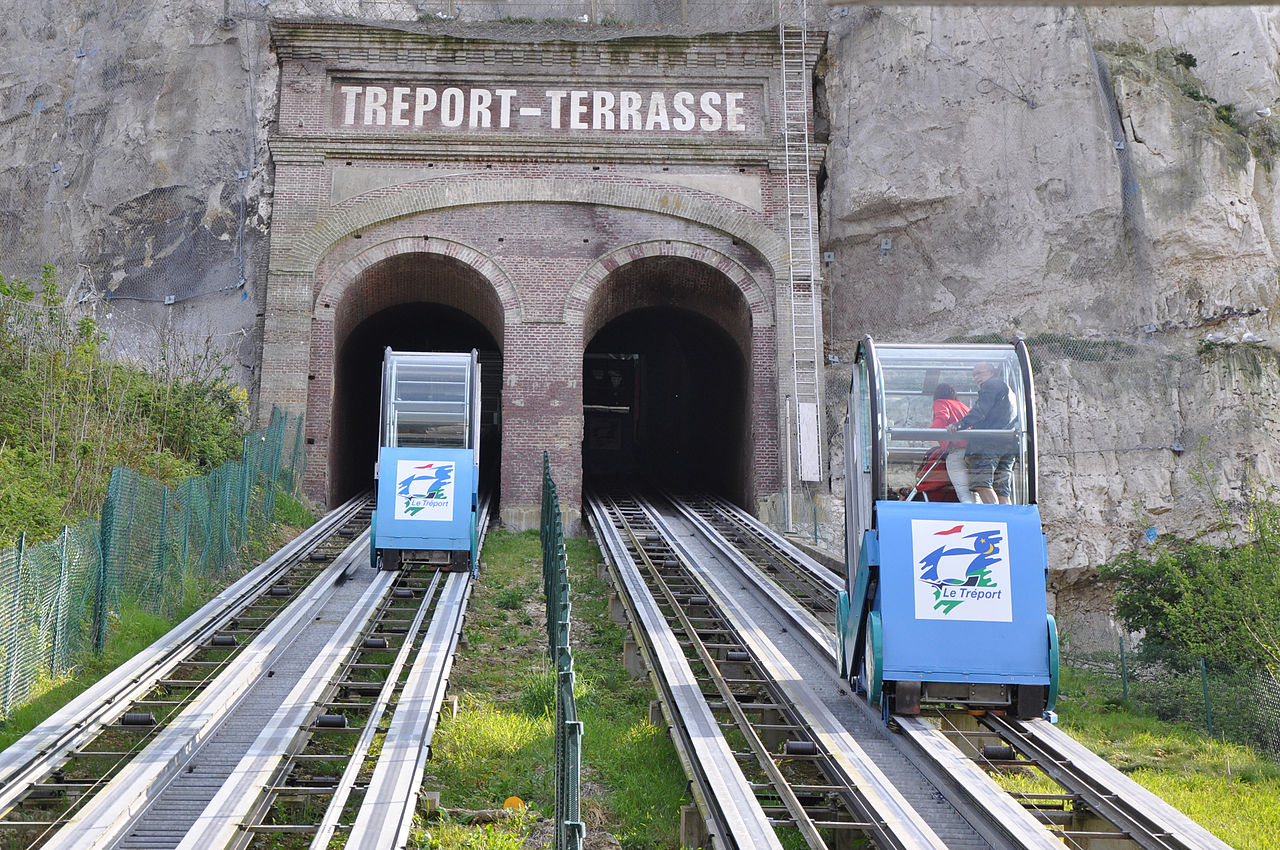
[725,92,745,131]
[340,85,362,125]
[672,91,696,131]
[440,87,464,127]
[545,90,567,129]
[390,87,411,126]
[469,88,492,128]
[699,92,722,131]
[364,86,387,126]
[336,83,753,134]
[619,91,642,130]
[569,90,589,130]
[645,91,670,131]
[414,87,437,126]
[592,91,615,130]
[494,89,517,128]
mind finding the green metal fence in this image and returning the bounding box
[1062,637,1280,755]
[541,452,585,850]
[0,407,305,720]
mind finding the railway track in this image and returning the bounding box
[0,492,489,850]
[0,481,1231,849]
[588,488,1231,850]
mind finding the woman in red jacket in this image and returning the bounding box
[931,383,973,502]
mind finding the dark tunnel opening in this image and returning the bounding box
[332,303,501,505]
[583,306,748,505]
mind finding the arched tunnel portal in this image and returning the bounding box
[322,250,504,507]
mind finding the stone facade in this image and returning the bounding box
[262,22,821,528]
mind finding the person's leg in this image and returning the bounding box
[967,451,998,504]
[945,448,973,502]
[993,454,1016,504]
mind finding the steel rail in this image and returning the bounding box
[639,494,946,850]
[668,497,833,660]
[672,496,1065,848]
[623,498,834,847]
[681,492,843,595]
[173,532,396,850]
[982,714,1235,850]
[302,570,445,849]
[42,530,375,850]
[684,496,1083,847]
[892,715,1070,850]
[344,569,473,850]
[249,490,492,849]
[587,491,786,850]
[0,493,371,824]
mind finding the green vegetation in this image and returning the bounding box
[992,665,1280,849]
[420,530,689,849]
[0,591,212,751]
[1177,82,1216,104]
[1101,490,1280,673]
[429,527,1280,848]
[0,266,250,545]
[0,263,315,735]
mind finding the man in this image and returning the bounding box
[947,362,1017,504]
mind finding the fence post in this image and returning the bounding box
[3,533,26,714]
[179,479,192,608]
[239,435,252,543]
[289,411,305,489]
[157,486,169,613]
[94,470,120,655]
[1119,635,1129,702]
[1200,658,1214,737]
[51,526,69,673]
[121,468,138,576]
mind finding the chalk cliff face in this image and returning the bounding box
[3,3,1279,640]
[0,2,274,372]
[815,6,1280,641]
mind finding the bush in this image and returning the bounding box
[1101,496,1280,673]
[0,266,250,543]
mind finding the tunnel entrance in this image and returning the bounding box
[581,252,753,506]
[326,251,505,507]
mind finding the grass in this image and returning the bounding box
[991,666,1280,849]
[0,603,190,751]
[421,529,690,849]
[0,514,311,751]
[6,523,1273,847]
[431,532,1280,849]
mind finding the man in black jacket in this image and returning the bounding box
[947,362,1017,504]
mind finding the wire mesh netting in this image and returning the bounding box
[1062,637,1280,758]
[541,452,585,850]
[0,523,101,717]
[0,408,305,721]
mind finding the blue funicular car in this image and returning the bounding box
[838,337,1059,723]
[372,348,481,573]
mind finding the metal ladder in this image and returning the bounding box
[779,5,823,481]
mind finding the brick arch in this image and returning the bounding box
[565,240,774,335]
[279,178,787,278]
[314,235,523,340]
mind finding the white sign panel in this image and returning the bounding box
[393,459,456,522]
[332,81,761,136]
[911,519,1013,622]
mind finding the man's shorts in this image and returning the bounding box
[967,451,1015,496]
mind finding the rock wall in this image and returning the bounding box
[3,2,1280,646]
[0,1,275,380]
[816,5,1280,646]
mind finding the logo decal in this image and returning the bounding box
[911,519,1013,622]
[393,460,455,521]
